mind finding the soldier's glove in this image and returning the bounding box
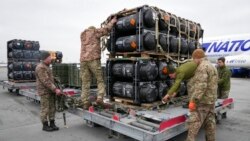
[171,92,177,98]
[189,101,196,112]
[162,94,171,104]
[55,88,62,96]
[162,92,177,104]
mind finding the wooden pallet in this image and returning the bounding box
[7,58,39,62]
[108,51,189,60]
[8,79,36,83]
[113,97,164,110]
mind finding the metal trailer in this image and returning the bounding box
[18,88,83,106]
[6,87,234,141]
[19,88,41,103]
[69,98,234,141]
[0,80,36,94]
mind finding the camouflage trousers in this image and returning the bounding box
[80,60,105,105]
[40,94,56,123]
[186,104,216,141]
[187,79,194,99]
[217,89,229,99]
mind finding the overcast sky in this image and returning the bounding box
[0,0,249,63]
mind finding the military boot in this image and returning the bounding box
[42,121,53,132]
[50,120,59,131]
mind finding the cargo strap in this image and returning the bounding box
[167,13,170,60]
[187,21,191,59]
[162,95,189,108]
[54,80,68,128]
[54,78,66,112]
[152,7,165,54]
[100,7,139,52]
[101,36,108,52]
[177,18,181,66]
[64,96,83,109]
[164,54,192,64]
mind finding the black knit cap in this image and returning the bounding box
[40,50,50,60]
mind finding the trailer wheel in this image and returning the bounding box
[109,130,123,139]
[8,89,13,93]
[216,115,221,124]
[34,100,40,104]
[85,120,98,127]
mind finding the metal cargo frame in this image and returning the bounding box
[1,83,234,141]
[83,110,186,141]
[79,99,234,141]
[19,88,41,102]
[0,80,36,94]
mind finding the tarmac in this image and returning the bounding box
[0,67,250,141]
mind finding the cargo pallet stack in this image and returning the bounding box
[7,39,40,82]
[52,63,106,89]
[103,5,203,105]
[52,63,70,85]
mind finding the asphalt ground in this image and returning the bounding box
[0,67,250,141]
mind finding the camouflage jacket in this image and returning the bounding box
[35,62,56,96]
[80,22,114,62]
[218,66,231,91]
[168,61,197,95]
[190,58,218,105]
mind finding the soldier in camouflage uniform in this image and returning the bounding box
[162,61,198,103]
[80,17,117,110]
[217,57,231,118]
[186,49,218,141]
[35,51,62,132]
[217,57,231,99]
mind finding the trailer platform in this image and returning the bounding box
[0,80,36,94]
[69,98,234,141]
